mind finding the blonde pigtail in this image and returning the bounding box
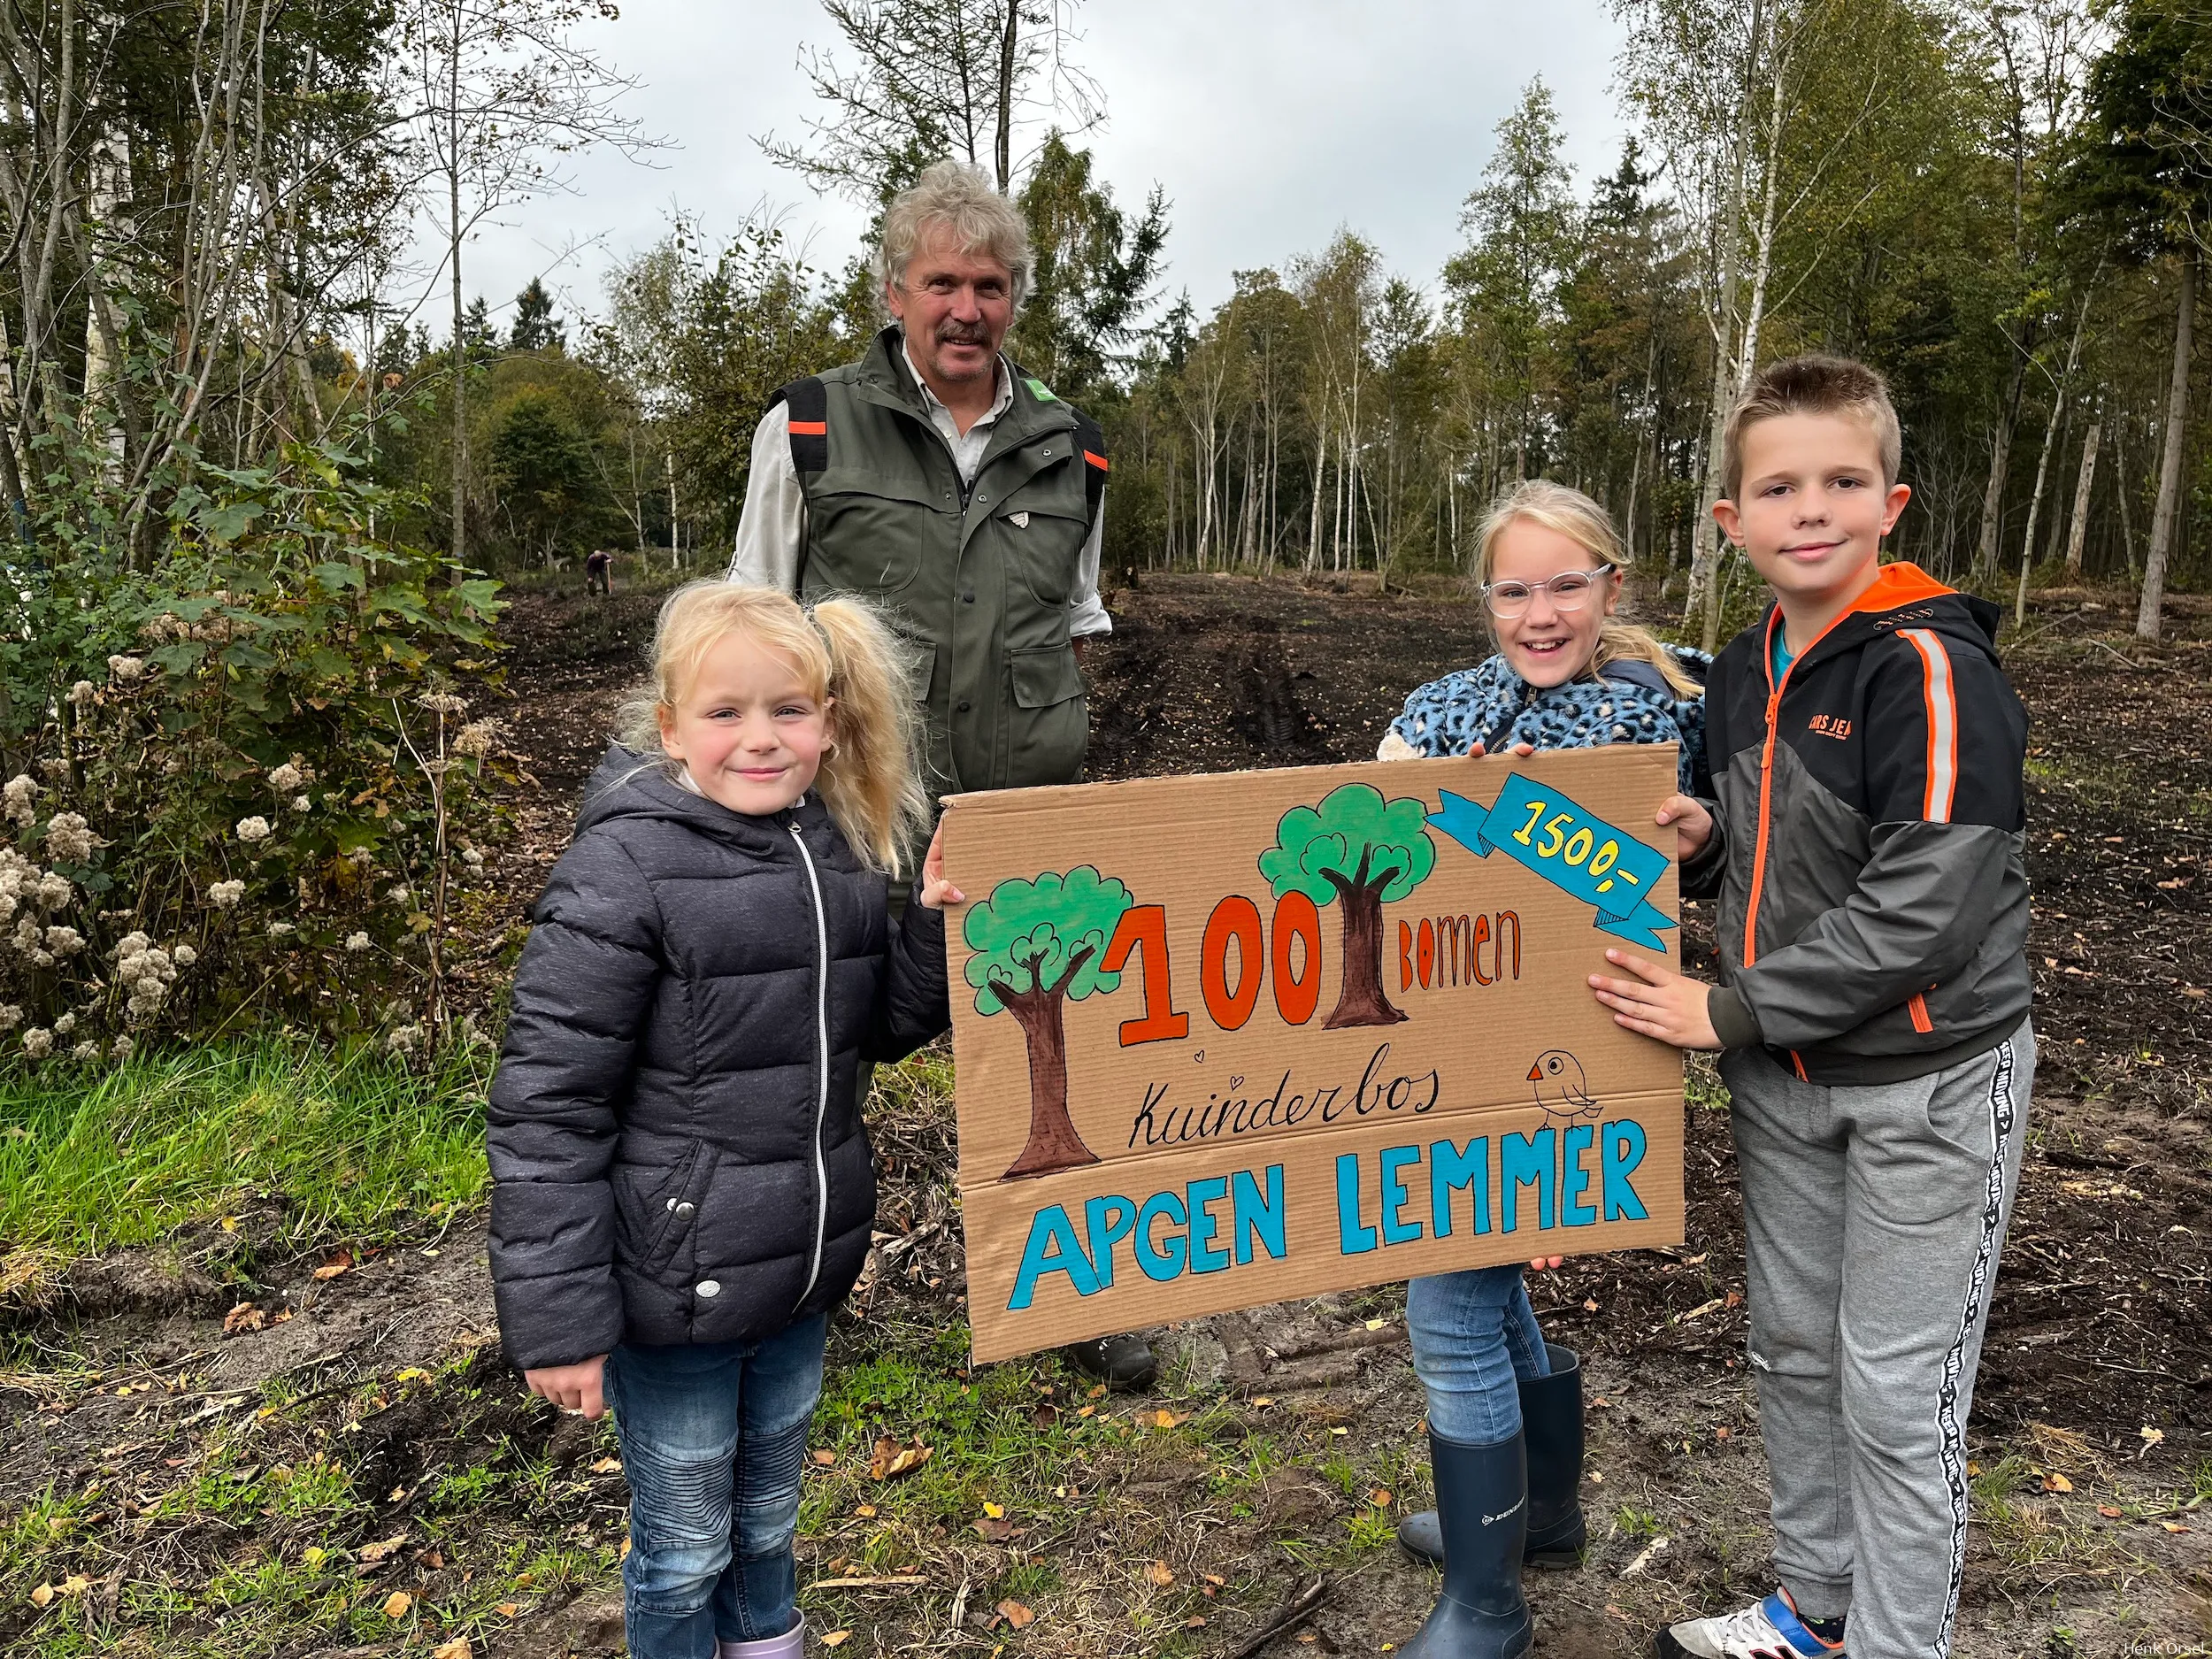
[808,599,930,877]
[1595,622,1705,698]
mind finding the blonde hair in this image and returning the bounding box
[618,582,930,875]
[1472,480,1702,699]
[1722,354,1901,500]
[875,158,1033,312]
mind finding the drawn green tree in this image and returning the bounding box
[964,866,1134,1179]
[1260,783,1438,1029]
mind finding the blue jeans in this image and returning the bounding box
[1406,1265,1551,1446]
[607,1315,828,1659]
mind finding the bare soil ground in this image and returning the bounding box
[4,571,2208,1657]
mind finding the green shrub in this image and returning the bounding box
[0,431,508,1064]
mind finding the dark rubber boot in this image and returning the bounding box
[1520,1342,1586,1568]
[1064,1333,1156,1391]
[1396,1343,1587,1571]
[1397,1432,1532,1659]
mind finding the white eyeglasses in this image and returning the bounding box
[1479,564,1617,618]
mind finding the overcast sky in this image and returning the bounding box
[443,0,1632,341]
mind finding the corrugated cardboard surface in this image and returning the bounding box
[942,748,1686,1363]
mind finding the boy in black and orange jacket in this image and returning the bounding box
[1589,357,2033,1659]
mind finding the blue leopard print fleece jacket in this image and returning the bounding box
[1386,648,1713,794]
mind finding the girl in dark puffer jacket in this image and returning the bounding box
[488,583,956,1659]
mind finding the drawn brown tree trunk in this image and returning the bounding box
[1322,847,1406,1029]
[995,944,1103,1179]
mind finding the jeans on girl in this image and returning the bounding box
[1406,1264,1552,1444]
[608,1315,828,1659]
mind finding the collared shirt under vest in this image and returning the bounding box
[728,326,1110,804]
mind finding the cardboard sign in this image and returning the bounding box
[941,748,1686,1363]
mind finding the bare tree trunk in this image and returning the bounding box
[448,0,467,572]
[2113,409,2139,576]
[2062,416,2100,578]
[994,0,1017,193]
[2139,256,2194,642]
[2014,389,2062,627]
[1974,365,2021,585]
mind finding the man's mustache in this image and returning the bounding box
[935,323,992,346]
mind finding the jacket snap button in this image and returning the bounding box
[664,1196,676,1211]
[956,699,972,712]
[674,1202,695,1219]
[962,592,975,603]
[695,1279,721,1299]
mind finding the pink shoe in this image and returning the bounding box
[719,1617,804,1658]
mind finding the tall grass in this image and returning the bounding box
[0,1041,489,1253]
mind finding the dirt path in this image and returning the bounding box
[4,572,2207,1656]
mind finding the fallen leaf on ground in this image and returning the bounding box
[2162,1520,2191,1533]
[1147,1560,1174,1586]
[589,1455,623,1474]
[312,1249,355,1280]
[854,1502,878,1517]
[996,1600,1034,1628]
[973,1516,1017,1542]
[27,1584,53,1608]
[394,1368,431,1383]
[223,1302,265,1333]
[1186,1614,1209,1629]
[810,1448,836,1465]
[432,1640,472,1659]
[981,1500,1004,1517]
[868,1436,933,1479]
[1151,1409,1187,1428]
[495,1602,519,1617]
[381,1590,412,1618]
[2099,1505,2124,1517]
[2043,1472,2073,1493]
[819,1633,851,1649]
[359,1533,410,1563]
[1680,1297,1727,1321]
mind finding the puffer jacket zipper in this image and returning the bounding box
[788,812,833,1306]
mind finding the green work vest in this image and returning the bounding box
[782,327,1105,804]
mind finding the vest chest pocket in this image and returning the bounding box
[804,469,953,596]
[992,493,1088,607]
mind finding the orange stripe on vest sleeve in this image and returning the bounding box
[1908,992,1934,1033]
[787,420,827,436]
[1083,449,1110,471]
[1898,628,1957,822]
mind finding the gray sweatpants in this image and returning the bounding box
[1723,1018,2033,1659]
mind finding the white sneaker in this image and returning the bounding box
[1655,1590,1845,1659]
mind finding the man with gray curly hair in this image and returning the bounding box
[730,159,1150,1392]
[730,159,1111,796]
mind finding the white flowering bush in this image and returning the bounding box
[0,434,513,1064]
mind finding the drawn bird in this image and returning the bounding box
[1528,1049,1600,1124]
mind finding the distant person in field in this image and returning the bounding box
[587,548,613,595]
[487,583,957,1659]
[1588,357,2034,1659]
[1376,480,1709,1657]
[727,158,1155,1393]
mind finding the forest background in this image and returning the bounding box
[6,0,2208,1058]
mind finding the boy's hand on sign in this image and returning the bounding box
[1655,794,1713,861]
[525,1356,609,1419]
[1465,740,1539,759]
[1589,949,1722,1050]
[918,820,964,910]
